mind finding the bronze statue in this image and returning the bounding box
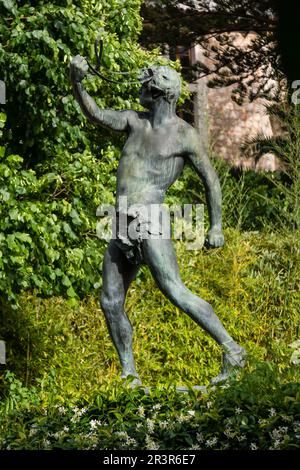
[70,55,246,386]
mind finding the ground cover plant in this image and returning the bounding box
[0,361,299,450]
[0,229,299,449]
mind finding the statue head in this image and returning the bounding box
[139,65,181,108]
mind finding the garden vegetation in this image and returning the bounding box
[0,0,299,450]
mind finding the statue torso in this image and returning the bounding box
[116,115,190,207]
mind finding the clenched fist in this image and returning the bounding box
[70,54,89,82]
[205,226,224,248]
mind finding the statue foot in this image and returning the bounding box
[121,373,142,388]
[128,377,143,388]
[211,346,247,385]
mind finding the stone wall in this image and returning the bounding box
[189,44,280,171]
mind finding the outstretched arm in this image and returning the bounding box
[70,55,135,132]
[187,134,224,248]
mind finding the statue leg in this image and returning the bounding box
[100,240,141,385]
[142,238,246,383]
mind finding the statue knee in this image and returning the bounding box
[100,293,123,317]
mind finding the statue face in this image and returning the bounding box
[139,80,154,108]
[139,66,181,108]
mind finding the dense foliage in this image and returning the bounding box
[1,229,299,392]
[0,362,299,450]
[0,0,147,160]
[0,226,299,449]
[0,0,165,305]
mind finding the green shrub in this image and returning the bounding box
[0,0,151,162]
[0,112,108,306]
[0,1,189,307]
[0,229,298,396]
[240,102,300,230]
[167,157,285,232]
[0,362,299,450]
[168,101,300,233]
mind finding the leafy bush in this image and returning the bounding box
[0,0,149,162]
[168,103,300,233]
[167,157,287,232]
[0,1,189,306]
[0,112,109,305]
[239,102,300,231]
[0,362,299,450]
[0,229,298,394]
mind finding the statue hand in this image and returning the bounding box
[70,55,89,82]
[205,227,224,248]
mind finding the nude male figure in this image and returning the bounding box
[70,55,246,385]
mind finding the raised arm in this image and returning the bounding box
[70,55,136,132]
[187,131,224,248]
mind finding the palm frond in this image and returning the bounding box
[240,132,286,162]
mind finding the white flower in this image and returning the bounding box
[190,444,202,450]
[71,406,84,423]
[269,408,276,417]
[224,428,234,439]
[53,430,65,440]
[237,434,246,442]
[58,406,66,414]
[125,437,137,447]
[152,403,162,411]
[282,415,292,423]
[115,431,129,440]
[177,413,189,423]
[77,407,87,417]
[196,432,204,443]
[146,418,155,434]
[145,435,159,450]
[270,427,288,441]
[136,422,143,430]
[90,419,101,430]
[43,439,51,449]
[206,401,213,409]
[138,406,145,417]
[250,443,258,450]
[188,410,196,417]
[159,420,169,430]
[63,426,69,433]
[205,436,218,447]
[279,426,288,434]
[71,415,80,423]
[235,407,242,415]
[270,429,281,440]
[29,426,38,437]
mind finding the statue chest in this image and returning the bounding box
[124,128,184,160]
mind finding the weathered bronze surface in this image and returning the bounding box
[70,56,246,385]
